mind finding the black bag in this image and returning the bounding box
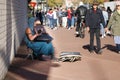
[34,33,53,43]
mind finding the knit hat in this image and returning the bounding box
[92,1,99,5]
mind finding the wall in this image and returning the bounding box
[0,0,27,79]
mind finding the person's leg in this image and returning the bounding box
[28,42,45,60]
[75,18,80,36]
[55,19,57,27]
[60,17,62,27]
[100,24,105,38]
[52,18,54,29]
[52,19,55,28]
[116,44,120,53]
[117,44,120,53]
[116,44,119,51]
[64,17,67,28]
[62,17,66,28]
[114,36,120,53]
[96,28,102,54]
[90,29,95,52]
[49,18,52,29]
[48,43,55,59]
[71,16,74,28]
[67,18,71,29]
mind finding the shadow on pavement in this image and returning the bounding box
[6,65,48,80]
[4,41,60,80]
[82,44,97,52]
[102,44,117,53]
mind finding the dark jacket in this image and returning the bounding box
[75,6,87,19]
[61,11,67,17]
[85,8,105,29]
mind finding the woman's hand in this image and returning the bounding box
[35,33,42,37]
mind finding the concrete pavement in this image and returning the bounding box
[5,27,120,80]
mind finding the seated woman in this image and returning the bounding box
[25,17,54,60]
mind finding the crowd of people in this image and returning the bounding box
[25,1,120,61]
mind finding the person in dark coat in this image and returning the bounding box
[85,1,105,54]
[75,1,87,37]
[36,9,43,25]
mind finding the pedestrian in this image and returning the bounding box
[70,7,76,28]
[52,7,58,30]
[67,7,72,30]
[100,6,108,38]
[61,8,67,28]
[85,1,105,54]
[36,9,44,25]
[75,1,87,37]
[47,9,54,29]
[106,6,112,22]
[57,8,62,27]
[105,2,120,54]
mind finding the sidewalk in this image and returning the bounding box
[5,27,120,80]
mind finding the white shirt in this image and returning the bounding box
[102,11,108,24]
[52,10,57,19]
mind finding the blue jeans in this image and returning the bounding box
[100,23,105,36]
[116,44,120,51]
[71,17,75,27]
[67,18,71,28]
[49,18,54,29]
[53,19,57,28]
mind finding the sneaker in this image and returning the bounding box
[75,34,79,37]
[101,35,104,38]
[89,50,94,53]
[68,28,71,30]
[104,34,106,37]
[106,31,111,34]
[97,50,102,54]
[118,51,120,54]
[33,53,37,59]
[53,27,58,30]
[71,26,74,28]
[75,31,79,34]
[38,54,46,61]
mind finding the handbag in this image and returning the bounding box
[34,33,53,43]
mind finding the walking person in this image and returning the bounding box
[47,9,54,29]
[36,9,44,25]
[61,8,67,28]
[57,8,62,27]
[70,7,76,28]
[85,1,105,54]
[52,7,58,30]
[100,6,108,38]
[67,7,72,30]
[75,1,87,37]
[106,6,112,22]
[105,2,120,54]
